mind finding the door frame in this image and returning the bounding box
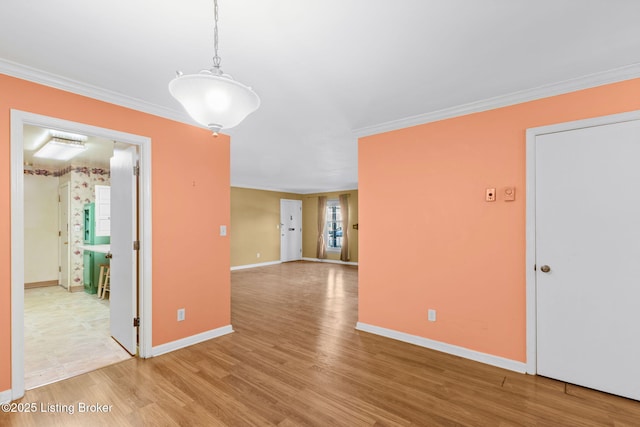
[57,182,71,290]
[525,109,640,375]
[10,110,153,400]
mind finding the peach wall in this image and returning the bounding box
[0,74,231,392]
[359,78,640,362]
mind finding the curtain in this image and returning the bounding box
[316,196,327,259]
[339,194,350,262]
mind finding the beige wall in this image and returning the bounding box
[230,187,301,267]
[24,174,59,284]
[302,190,358,262]
[231,187,359,267]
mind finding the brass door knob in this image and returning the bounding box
[540,265,551,273]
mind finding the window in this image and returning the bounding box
[326,200,342,251]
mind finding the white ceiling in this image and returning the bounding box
[2,0,640,193]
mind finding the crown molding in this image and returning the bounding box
[0,58,195,126]
[354,62,640,138]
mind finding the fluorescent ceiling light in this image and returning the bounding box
[34,137,87,161]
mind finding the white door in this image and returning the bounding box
[94,185,111,237]
[109,145,138,355]
[535,119,640,400]
[280,199,302,262]
[58,183,70,290]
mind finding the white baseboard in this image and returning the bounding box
[356,322,526,373]
[231,261,282,271]
[0,389,12,404]
[151,325,233,357]
[302,257,358,266]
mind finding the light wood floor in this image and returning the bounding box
[3,262,639,426]
[24,286,132,390]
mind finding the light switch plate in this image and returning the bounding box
[219,225,227,236]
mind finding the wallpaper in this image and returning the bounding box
[24,165,110,288]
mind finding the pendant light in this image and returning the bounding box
[169,0,260,136]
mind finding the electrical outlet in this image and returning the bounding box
[177,308,185,322]
[257,252,261,258]
[428,309,437,322]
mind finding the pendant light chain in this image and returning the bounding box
[212,0,222,72]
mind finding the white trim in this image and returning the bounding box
[151,325,234,357]
[231,261,282,271]
[0,58,192,127]
[354,63,640,138]
[0,389,12,404]
[10,110,153,401]
[2,57,640,147]
[525,109,640,375]
[302,257,358,266]
[356,322,526,373]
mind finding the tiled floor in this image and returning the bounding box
[24,285,132,390]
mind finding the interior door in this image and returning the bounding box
[58,183,70,290]
[280,199,302,262]
[109,145,138,355]
[535,119,640,400]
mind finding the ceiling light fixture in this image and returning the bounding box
[33,136,87,161]
[168,0,260,137]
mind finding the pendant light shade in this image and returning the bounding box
[169,70,260,134]
[169,0,259,136]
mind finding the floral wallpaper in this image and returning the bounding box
[70,166,110,288]
[24,164,110,289]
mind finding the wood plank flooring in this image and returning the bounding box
[2,261,639,426]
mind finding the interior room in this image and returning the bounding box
[22,125,131,389]
[1,1,640,425]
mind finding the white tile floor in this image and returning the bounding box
[24,286,132,390]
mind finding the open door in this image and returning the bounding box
[109,145,138,355]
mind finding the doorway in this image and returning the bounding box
[22,125,134,389]
[10,110,153,401]
[280,199,302,262]
[526,110,640,401]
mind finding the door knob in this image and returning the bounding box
[106,252,113,259]
[540,265,551,273]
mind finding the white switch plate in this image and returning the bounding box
[219,225,227,236]
[177,308,185,322]
[428,309,437,322]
